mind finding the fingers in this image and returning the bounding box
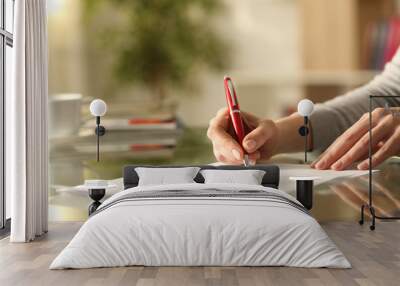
[208,107,245,164]
[247,151,261,165]
[211,128,244,164]
[213,142,260,165]
[207,108,230,141]
[357,128,400,170]
[313,123,367,169]
[208,107,271,164]
[330,115,394,170]
[241,111,262,134]
[241,111,261,126]
[242,120,275,153]
[210,107,230,130]
[313,135,359,170]
[310,149,328,168]
[312,109,385,170]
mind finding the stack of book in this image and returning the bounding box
[363,17,400,70]
[76,116,182,159]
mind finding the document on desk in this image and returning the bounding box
[278,164,374,193]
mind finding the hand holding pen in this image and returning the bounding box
[216,76,280,166]
[207,107,279,165]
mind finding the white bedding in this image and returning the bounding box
[50,183,350,269]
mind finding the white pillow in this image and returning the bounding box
[200,169,266,185]
[135,167,200,186]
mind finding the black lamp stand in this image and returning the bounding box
[88,116,106,215]
[359,95,400,230]
[95,116,106,162]
[298,116,310,164]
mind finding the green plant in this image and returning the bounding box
[83,0,229,109]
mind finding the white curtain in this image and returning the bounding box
[7,0,49,242]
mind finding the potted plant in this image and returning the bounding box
[83,0,229,112]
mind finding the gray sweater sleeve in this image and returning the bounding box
[310,48,400,152]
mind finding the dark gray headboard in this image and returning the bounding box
[123,165,280,189]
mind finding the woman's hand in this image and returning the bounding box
[207,108,278,164]
[312,107,400,170]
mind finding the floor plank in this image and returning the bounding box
[0,221,399,286]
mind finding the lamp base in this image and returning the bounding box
[88,188,105,216]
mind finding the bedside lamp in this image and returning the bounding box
[298,99,314,164]
[89,99,107,162]
[87,99,107,215]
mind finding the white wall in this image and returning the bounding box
[48,0,88,96]
[47,0,301,127]
[177,0,301,127]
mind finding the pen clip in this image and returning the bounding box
[225,77,238,107]
[227,78,238,106]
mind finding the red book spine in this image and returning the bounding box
[391,18,400,60]
[383,18,400,65]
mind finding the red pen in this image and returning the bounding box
[224,76,249,166]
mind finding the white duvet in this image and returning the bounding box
[50,183,350,269]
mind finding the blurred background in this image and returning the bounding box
[47,0,400,220]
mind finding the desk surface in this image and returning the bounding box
[271,156,400,222]
[49,158,400,222]
[310,161,400,222]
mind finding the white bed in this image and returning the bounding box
[50,183,350,269]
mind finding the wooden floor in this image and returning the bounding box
[0,221,399,286]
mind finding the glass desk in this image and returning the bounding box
[49,128,400,223]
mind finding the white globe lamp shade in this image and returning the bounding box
[90,99,107,117]
[297,99,314,117]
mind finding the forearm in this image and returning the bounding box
[310,49,400,152]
